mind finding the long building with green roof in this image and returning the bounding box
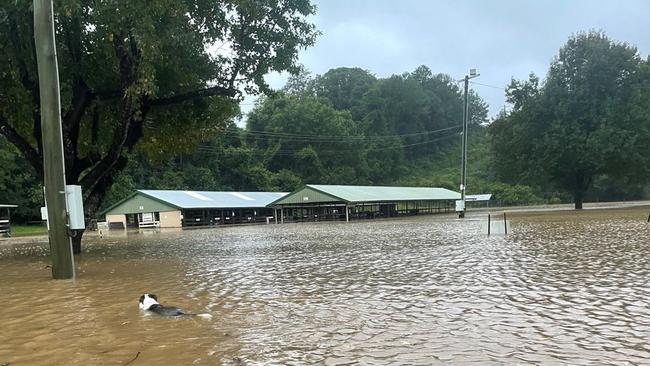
[268,184,460,223]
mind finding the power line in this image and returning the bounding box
[239,124,462,139]
[194,130,461,156]
[143,120,463,143]
[234,127,462,143]
[470,81,506,91]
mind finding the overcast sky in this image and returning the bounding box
[241,0,650,119]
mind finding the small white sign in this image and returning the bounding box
[455,200,465,212]
[41,207,50,230]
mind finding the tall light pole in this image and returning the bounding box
[459,69,479,219]
[34,0,75,279]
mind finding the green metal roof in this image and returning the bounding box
[100,190,289,215]
[100,192,179,215]
[269,184,461,206]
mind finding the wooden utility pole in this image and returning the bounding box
[458,69,479,219]
[34,0,75,279]
[459,75,469,218]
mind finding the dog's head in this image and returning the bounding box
[139,293,159,310]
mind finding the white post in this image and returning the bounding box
[281,207,284,224]
[274,208,278,224]
[345,205,349,222]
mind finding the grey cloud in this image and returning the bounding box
[242,0,650,119]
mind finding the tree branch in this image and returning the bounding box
[8,14,43,156]
[74,153,101,175]
[8,16,38,96]
[78,32,136,189]
[93,89,122,100]
[90,102,100,145]
[83,155,128,215]
[0,117,43,178]
[63,81,94,178]
[149,85,237,107]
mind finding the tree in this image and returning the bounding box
[360,74,431,160]
[310,67,377,120]
[245,94,369,184]
[0,0,317,252]
[489,74,545,186]
[0,138,43,222]
[490,31,649,208]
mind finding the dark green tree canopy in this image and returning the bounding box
[490,31,649,208]
[246,65,489,185]
[0,0,317,215]
[246,93,369,184]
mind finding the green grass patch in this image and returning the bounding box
[7,224,48,237]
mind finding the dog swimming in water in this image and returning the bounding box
[139,293,212,319]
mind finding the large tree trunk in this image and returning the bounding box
[574,189,584,209]
[573,171,590,210]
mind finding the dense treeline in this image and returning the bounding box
[2,30,650,223]
[97,65,492,212]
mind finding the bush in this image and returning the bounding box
[479,182,544,206]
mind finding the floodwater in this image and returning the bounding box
[1,206,650,365]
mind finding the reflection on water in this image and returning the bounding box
[1,207,650,365]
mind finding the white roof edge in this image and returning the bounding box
[134,190,288,208]
[466,193,493,201]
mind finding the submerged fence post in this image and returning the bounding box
[503,212,508,235]
[487,213,491,236]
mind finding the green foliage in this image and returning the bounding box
[311,67,377,120]
[480,182,544,206]
[97,64,494,213]
[490,31,650,208]
[0,0,318,217]
[0,138,42,221]
[246,93,369,184]
[5,28,650,220]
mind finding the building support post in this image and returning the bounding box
[34,0,75,279]
[345,205,349,222]
[281,207,284,224]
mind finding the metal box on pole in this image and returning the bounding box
[455,200,465,213]
[65,185,85,230]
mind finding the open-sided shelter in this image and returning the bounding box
[268,185,460,223]
[0,204,17,236]
[466,193,493,208]
[101,190,287,229]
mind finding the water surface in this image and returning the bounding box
[1,207,649,365]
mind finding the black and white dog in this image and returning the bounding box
[139,293,211,318]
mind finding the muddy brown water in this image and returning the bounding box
[1,207,650,365]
